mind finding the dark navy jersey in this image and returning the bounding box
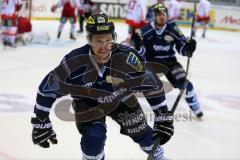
[138,21,188,62]
[34,44,155,118]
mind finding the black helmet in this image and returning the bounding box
[153,3,168,16]
[85,13,115,37]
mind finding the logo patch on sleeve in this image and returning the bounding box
[43,73,60,92]
[126,52,144,72]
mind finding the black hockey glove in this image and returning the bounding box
[31,117,58,148]
[184,39,197,57]
[131,29,143,51]
[153,110,174,145]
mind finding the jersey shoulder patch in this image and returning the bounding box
[126,52,144,72]
[43,73,60,92]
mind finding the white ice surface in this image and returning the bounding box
[0,20,240,160]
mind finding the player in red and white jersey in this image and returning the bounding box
[77,0,98,33]
[51,0,80,40]
[167,0,181,24]
[193,0,211,38]
[0,0,22,47]
[125,0,148,41]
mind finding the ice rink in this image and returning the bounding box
[0,20,240,160]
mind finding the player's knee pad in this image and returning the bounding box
[132,126,153,154]
[60,17,67,24]
[81,122,107,158]
[69,17,76,24]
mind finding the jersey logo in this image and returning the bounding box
[106,75,124,85]
[43,73,60,92]
[164,35,174,43]
[126,52,144,72]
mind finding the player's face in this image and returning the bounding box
[90,33,114,63]
[155,12,168,28]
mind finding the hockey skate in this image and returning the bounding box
[3,41,17,48]
[70,33,76,40]
[57,32,61,39]
[77,28,83,33]
[193,108,203,118]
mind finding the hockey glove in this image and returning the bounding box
[31,117,58,148]
[184,39,197,57]
[131,29,143,51]
[153,110,174,145]
[15,4,22,11]
[51,5,57,12]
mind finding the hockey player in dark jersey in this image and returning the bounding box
[132,3,203,118]
[31,14,174,159]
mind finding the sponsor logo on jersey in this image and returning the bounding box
[126,52,144,72]
[164,35,174,42]
[97,88,127,103]
[106,75,124,85]
[153,45,170,51]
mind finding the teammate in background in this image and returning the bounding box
[125,0,148,41]
[193,0,211,38]
[132,3,203,118]
[31,14,174,159]
[146,0,165,22]
[51,0,80,40]
[167,0,181,24]
[0,0,22,47]
[77,0,97,33]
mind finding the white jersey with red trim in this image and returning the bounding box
[197,0,211,17]
[167,0,181,22]
[0,0,22,15]
[126,0,147,24]
[56,0,80,8]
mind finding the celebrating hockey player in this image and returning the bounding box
[51,0,80,40]
[132,3,203,118]
[31,14,174,159]
[193,0,211,38]
[0,0,22,47]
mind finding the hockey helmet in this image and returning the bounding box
[153,3,168,16]
[85,13,115,37]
